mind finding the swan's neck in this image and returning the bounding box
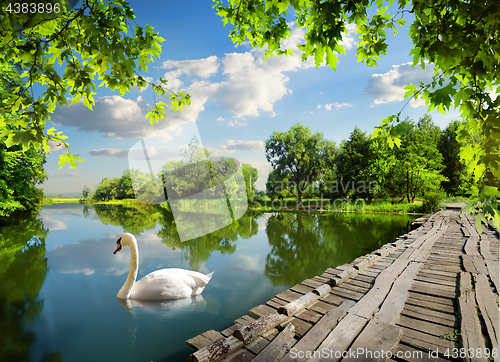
[117,239,139,299]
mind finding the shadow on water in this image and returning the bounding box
[0,214,62,362]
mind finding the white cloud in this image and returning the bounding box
[317,104,322,109]
[42,215,67,230]
[48,141,63,154]
[365,62,434,107]
[339,23,358,51]
[207,140,265,157]
[89,148,129,158]
[216,118,247,127]
[325,102,353,110]
[53,95,169,139]
[50,172,83,178]
[161,55,219,79]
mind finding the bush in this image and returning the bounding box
[422,192,445,213]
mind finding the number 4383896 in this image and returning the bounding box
[5,3,61,14]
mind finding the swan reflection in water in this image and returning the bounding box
[118,295,208,347]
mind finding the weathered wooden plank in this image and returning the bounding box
[342,318,402,362]
[375,261,422,325]
[413,275,456,287]
[278,285,330,316]
[411,280,456,296]
[219,348,255,362]
[406,297,454,315]
[399,326,455,355]
[458,272,488,362]
[307,313,368,362]
[295,309,322,324]
[276,290,303,303]
[352,274,375,285]
[421,263,461,273]
[309,300,335,315]
[221,316,255,338]
[290,283,314,295]
[249,304,276,319]
[279,300,355,362]
[320,293,345,306]
[474,273,499,349]
[402,304,457,328]
[418,268,457,279]
[251,323,295,362]
[279,317,311,338]
[245,336,270,355]
[187,330,225,350]
[485,258,500,293]
[267,298,287,309]
[300,278,323,289]
[480,234,500,293]
[188,336,243,362]
[349,258,410,319]
[346,278,372,289]
[397,315,453,338]
[329,286,364,301]
[233,311,289,344]
[339,281,370,294]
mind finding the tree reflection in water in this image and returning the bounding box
[264,212,416,286]
[0,215,61,362]
[157,209,260,270]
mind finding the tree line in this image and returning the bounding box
[85,137,259,205]
[265,116,472,206]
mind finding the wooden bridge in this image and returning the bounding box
[186,210,499,362]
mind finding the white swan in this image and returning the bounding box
[113,233,214,300]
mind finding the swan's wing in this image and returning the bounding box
[162,268,214,286]
[131,269,213,300]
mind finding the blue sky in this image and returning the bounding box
[41,0,461,194]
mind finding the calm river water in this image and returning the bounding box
[0,203,417,362]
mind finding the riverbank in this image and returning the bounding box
[42,198,140,206]
[43,196,469,215]
[251,198,424,214]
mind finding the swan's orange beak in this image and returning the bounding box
[113,239,122,254]
[113,244,122,254]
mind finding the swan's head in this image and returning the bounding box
[113,233,136,254]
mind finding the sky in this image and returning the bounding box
[40,0,462,195]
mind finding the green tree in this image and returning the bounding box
[92,177,120,201]
[213,0,500,227]
[118,170,135,199]
[389,116,446,203]
[240,164,258,200]
[334,127,379,203]
[0,63,47,217]
[0,126,47,217]
[82,185,91,199]
[265,124,336,204]
[0,0,190,169]
[439,120,473,196]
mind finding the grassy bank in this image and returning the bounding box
[43,198,141,206]
[249,198,424,214]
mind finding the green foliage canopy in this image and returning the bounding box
[0,0,190,169]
